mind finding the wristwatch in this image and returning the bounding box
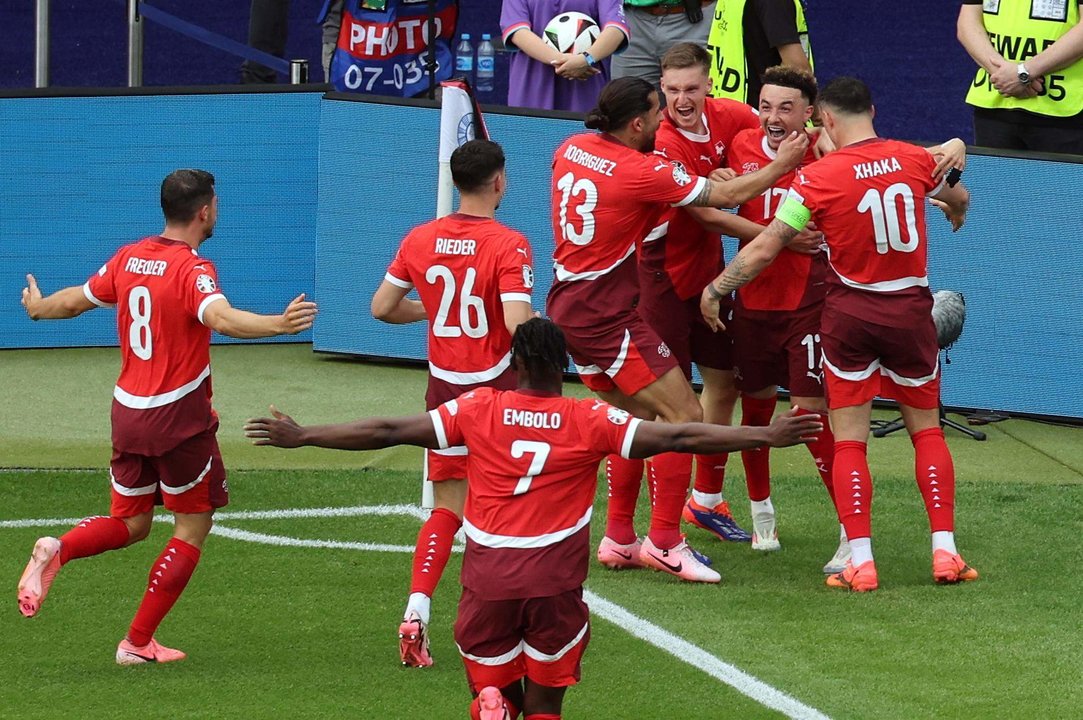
[581,51,597,67]
[1017,63,1031,85]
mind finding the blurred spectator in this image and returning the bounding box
[957,0,1083,154]
[706,0,812,106]
[612,1,715,87]
[322,0,344,82]
[501,1,630,111]
[242,0,290,83]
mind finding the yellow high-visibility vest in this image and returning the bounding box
[965,0,1083,117]
[707,0,813,103]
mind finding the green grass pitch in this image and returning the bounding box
[2,344,1082,719]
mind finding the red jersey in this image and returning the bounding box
[645,99,760,300]
[431,387,642,600]
[786,138,943,325]
[728,128,826,312]
[548,133,706,308]
[83,236,223,455]
[385,214,533,387]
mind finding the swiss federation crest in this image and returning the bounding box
[606,407,631,425]
[671,162,692,187]
[195,274,217,294]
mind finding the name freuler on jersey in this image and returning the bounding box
[124,257,168,276]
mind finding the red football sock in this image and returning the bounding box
[58,515,130,565]
[693,453,728,495]
[647,452,693,549]
[525,715,561,720]
[410,507,462,597]
[833,441,872,540]
[740,396,777,502]
[796,407,837,506]
[127,538,200,647]
[604,456,643,545]
[911,428,956,532]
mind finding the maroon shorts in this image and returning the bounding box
[455,586,591,691]
[557,309,678,396]
[638,269,733,378]
[731,302,824,397]
[109,424,228,517]
[425,368,517,482]
[820,305,940,410]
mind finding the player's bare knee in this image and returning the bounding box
[433,479,467,518]
[121,514,153,544]
[171,511,214,548]
[662,398,703,424]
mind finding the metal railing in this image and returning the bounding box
[32,0,309,89]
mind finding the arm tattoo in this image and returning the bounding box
[766,218,801,246]
[690,179,714,207]
[714,255,754,295]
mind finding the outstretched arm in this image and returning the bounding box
[202,293,317,339]
[244,406,440,451]
[628,408,822,458]
[21,274,97,320]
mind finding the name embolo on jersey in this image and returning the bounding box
[549,132,707,307]
[385,214,533,388]
[431,387,642,600]
[647,99,760,300]
[83,236,224,455]
[786,138,943,325]
[728,128,826,312]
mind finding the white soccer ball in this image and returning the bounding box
[542,12,601,55]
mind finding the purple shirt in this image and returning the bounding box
[500,0,629,112]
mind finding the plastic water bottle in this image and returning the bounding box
[477,34,495,93]
[455,34,474,84]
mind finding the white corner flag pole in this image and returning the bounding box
[425,80,489,507]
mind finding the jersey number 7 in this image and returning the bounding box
[510,440,551,496]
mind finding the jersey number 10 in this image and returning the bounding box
[856,182,920,255]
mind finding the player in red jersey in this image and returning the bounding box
[370,139,534,666]
[17,169,316,661]
[245,318,822,720]
[701,77,977,592]
[627,43,818,551]
[548,76,809,583]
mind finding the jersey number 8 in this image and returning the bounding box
[128,286,153,361]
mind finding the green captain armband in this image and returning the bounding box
[775,195,811,231]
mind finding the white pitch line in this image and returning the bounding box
[0,505,829,719]
[584,590,831,720]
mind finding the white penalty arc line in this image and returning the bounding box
[0,504,828,719]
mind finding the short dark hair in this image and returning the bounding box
[818,77,873,115]
[585,77,660,133]
[660,42,711,75]
[760,65,818,106]
[161,169,215,224]
[451,139,505,193]
[511,318,568,378]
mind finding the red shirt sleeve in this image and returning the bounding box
[180,259,226,325]
[433,387,492,449]
[497,231,534,304]
[580,399,643,460]
[84,253,121,307]
[629,154,708,207]
[385,234,415,289]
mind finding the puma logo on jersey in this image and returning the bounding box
[124,257,168,276]
[434,237,476,255]
[699,154,714,164]
[853,157,902,180]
